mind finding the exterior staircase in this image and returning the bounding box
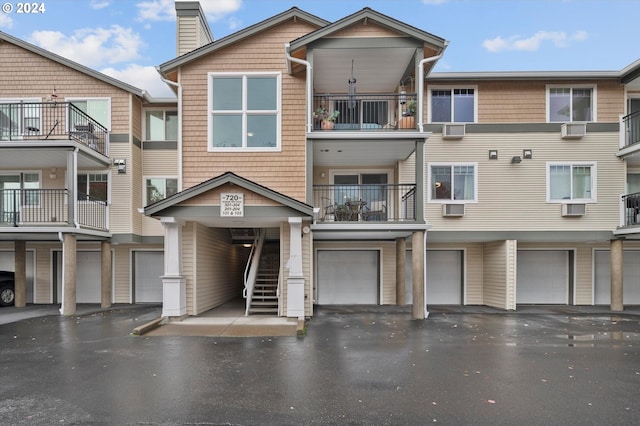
[248,246,279,315]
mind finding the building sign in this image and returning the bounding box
[221,192,244,217]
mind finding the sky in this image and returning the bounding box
[1,0,639,98]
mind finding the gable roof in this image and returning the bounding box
[158,7,329,74]
[144,172,314,217]
[0,31,146,97]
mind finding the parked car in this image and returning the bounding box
[0,271,15,307]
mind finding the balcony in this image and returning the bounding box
[313,93,417,132]
[314,184,416,223]
[622,192,640,228]
[0,102,108,156]
[0,189,108,231]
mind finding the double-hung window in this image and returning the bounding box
[145,110,177,141]
[547,86,594,122]
[429,87,476,123]
[145,177,178,205]
[209,72,281,151]
[547,162,596,202]
[429,163,477,201]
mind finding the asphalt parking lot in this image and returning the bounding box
[0,304,639,425]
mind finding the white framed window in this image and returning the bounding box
[77,173,108,202]
[547,162,597,202]
[0,172,41,208]
[428,163,478,202]
[428,86,477,123]
[547,85,595,122]
[144,177,178,205]
[144,110,177,141]
[208,72,281,151]
[67,97,111,130]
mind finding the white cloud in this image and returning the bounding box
[90,0,110,9]
[0,13,13,29]
[28,26,145,68]
[101,64,176,98]
[137,0,242,22]
[483,30,588,53]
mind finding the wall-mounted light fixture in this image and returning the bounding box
[488,150,498,160]
[511,156,522,164]
[523,149,533,159]
[113,159,126,174]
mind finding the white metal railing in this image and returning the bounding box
[243,229,266,316]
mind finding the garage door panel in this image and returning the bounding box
[317,250,378,305]
[517,250,569,304]
[594,250,640,305]
[134,251,163,303]
[405,250,463,305]
[56,251,101,303]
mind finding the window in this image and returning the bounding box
[209,73,280,150]
[0,98,42,139]
[430,164,477,201]
[430,88,476,123]
[0,173,40,212]
[548,87,594,122]
[145,110,177,141]
[548,163,596,202]
[145,177,178,205]
[68,98,110,129]
[77,173,108,201]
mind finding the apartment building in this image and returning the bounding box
[2,2,639,319]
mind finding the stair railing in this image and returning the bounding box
[243,229,266,316]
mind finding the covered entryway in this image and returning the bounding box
[56,251,101,303]
[317,250,379,304]
[594,250,640,305]
[133,251,163,303]
[405,250,463,304]
[517,250,571,304]
[0,250,35,303]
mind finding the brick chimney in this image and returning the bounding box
[175,1,214,56]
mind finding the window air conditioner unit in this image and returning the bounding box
[442,203,465,217]
[443,123,465,139]
[561,203,586,217]
[561,122,586,139]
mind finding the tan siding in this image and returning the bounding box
[109,143,133,234]
[179,184,280,206]
[281,224,289,315]
[183,222,195,314]
[482,241,509,309]
[329,21,406,38]
[112,245,131,303]
[141,150,179,236]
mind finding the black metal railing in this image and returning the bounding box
[313,93,418,131]
[622,192,640,227]
[623,110,640,149]
[314,184,417,222]
[0,188,107,231]
[0,102,108,155]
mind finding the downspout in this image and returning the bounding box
[72,147,79,228]
[423,230,428,318]
[157,68,183,191]
[284,43,313,133]
[417,51,445,132]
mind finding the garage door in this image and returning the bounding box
[405,250,463,305]
[0,251,35,303]
[594,250,640,305]
[317,250,378,304]
[134,251,163,303]
[517,250,569,304]
[56,251,101,303]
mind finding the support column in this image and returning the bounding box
[14,240,27,307]
[287,217,305,319]
[610,238,624,312]
[411,231,425,319]
[101,241,112,309]
[61,233,77,316]
[160,217,186,318]
[396,237,406,306]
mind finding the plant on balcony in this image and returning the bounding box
[314,106,340,130]
[399,99,416,129]
[403,99,416,117]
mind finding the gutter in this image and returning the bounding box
[156,68,183,191]
[284,43,313,133]
[417,51,445,132]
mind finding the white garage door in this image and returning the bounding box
[134,251,163,303]
[517,250,569,304]
[594,250,640,305]
[0,251,35,303]
[56,251,101,303]
[405,250,463,305]
[317,250,378,304]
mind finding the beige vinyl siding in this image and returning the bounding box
[108,143,133,234]
[425,132,624,231]
[179,19,319,200]
[34,245,51,303]
[182,222,195,314]
[482,240,516,310]
[142,150,179,236]
[112,245,131,303]
[177,15,212,56]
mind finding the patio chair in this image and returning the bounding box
[362,200,387,221]
[321,197,336,222]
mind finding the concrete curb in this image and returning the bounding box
[132,317,164,336]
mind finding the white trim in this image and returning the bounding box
[143,176,179,207]
[141,108,178,142]
[427,85,478,124]
[545,84,597,123]
[427,162,479,203]
[546,161,598,203]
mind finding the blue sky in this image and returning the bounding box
[1,0,639,98]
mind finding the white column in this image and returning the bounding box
[161,217,186,318]
[287,217,305,319]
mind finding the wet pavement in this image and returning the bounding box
[0,305,639,425]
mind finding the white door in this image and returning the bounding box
[594,250,640,305]
[56,251,101,303]
[0,250,35,303]
[134,251,163,303]
[517,250,569,304]
[317,250,378,304]
[405,250,463,305]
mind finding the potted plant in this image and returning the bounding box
[399,99,416,129]
[314,106,340,130]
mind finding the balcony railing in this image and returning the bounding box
[622,192,640,227]
[313,93,417,131]
[314,184,416,222]
[623,110,640,149]
[0,102,108,155]
[0,189,108,231]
